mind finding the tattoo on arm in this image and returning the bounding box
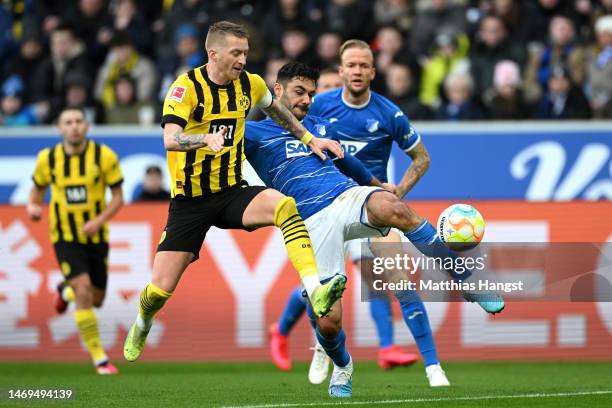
[172,129,207,151]
[399,143,431,194]
[262,100,308,138]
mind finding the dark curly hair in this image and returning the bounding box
[276,62,319,85]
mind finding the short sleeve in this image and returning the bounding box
[249,74,272,108]
[100,145,123,188]
[32,149,51,188]
[391,110,421,152]
[161,74,196,129]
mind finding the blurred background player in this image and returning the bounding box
[26,106,124,375]
[316,67,343,94]
[308,39,449,387]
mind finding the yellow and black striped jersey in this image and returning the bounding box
[161,65,270,198]
[32,140,123,244]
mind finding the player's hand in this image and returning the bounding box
[83,219,102,237]
[204,127,227,153]
[26,203,42,221]
[381,183,398,195]
[308,137,344,161]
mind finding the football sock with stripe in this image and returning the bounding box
[395,292,439,366]
[278,286,307,336]
[274,197,320,298]
[404,220,472,281]
[137,283,172,331]
[74,308,108,365]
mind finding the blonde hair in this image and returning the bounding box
[339,39,372,61]
[205,21,249,51]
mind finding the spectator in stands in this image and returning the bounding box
[411,0,467,58]
[521,0,578,45]
[31,24,93,122]
[107,0,154,56]
[263,0,314,50]
[374,25,406,77]
[420,29,470,108]
[60,71,106,124]
[315,32,342,69]
[373,0,413,33]
[536,64,591,119]
[3,33,45,104]
[470,14,526,97]
[135,165,170,202]
[280,26,318,67]
[322,0,373,40]
[524,15,586,103]
[95,31,157,110]
[483,60,531,120]
[488,0,530,43]
[434,70,484,120]
[386,63,432,120]
[105,74,155,124]
[0,75,41,126]
[172,23,206,76]
[316,67,342,94]
[587,15,612,118]
[61,0,113,65]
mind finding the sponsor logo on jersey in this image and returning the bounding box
[366,119,379,133]
[340,140,368,156]
[170,86,186,102]
[65,185,87,204]
[285,140,312,158]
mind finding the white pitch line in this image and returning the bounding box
[218,390,612,408]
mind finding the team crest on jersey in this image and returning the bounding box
[285,140,312,158]
[239,94,250,110]
[314,124,326,136]
[170,86,186,102]
[366,119,379,133]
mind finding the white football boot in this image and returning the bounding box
[426,363,451,387]
[308,342,331,384]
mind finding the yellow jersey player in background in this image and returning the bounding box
[123,21,346,363]
[27,106,124,375]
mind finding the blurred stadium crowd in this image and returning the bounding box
[1,0,611,126]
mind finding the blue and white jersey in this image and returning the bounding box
[309,88,421,183]
[244,116,357,219]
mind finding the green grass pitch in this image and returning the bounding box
[1,361,611,407]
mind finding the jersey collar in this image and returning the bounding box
[341,89,371,109]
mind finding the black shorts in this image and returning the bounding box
[53,241,109,290]
[157,181,269,261]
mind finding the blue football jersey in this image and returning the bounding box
[244,116,357,219]
[309,88,421,182]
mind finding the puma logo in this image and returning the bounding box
[168,104,176,111]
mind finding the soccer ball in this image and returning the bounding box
[437,204,485,251]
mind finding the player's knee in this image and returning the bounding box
[93,294,105,308]
[317,314,342,339]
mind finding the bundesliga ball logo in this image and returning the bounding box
[437,204,485,251]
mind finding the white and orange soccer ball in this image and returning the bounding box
[437,204,485,251]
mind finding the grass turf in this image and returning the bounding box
[1,361,611,408]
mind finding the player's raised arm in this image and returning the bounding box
[261,98,344,160]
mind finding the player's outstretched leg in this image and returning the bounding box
[270,286,307,371]
[272,196,346,317]
[306,303,352,398]
[366,192,505,314]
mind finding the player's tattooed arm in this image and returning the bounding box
[163,123,225,152]
[261,99,308,138]
[396,143,431,199]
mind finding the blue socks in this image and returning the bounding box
[368,294,394,348]
[395,291,439,366]
[278,286,307,336]
[306,304,350,367]
[404,219,472,281]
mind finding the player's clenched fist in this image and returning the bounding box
[26,203,42,221]
[205,126,227,152]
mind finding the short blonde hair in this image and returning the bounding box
[339,39,372,61]
[205,21,249,51]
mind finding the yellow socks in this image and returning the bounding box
[274,197,320,297]
[74,309,107,365]
[138,283,172,330]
